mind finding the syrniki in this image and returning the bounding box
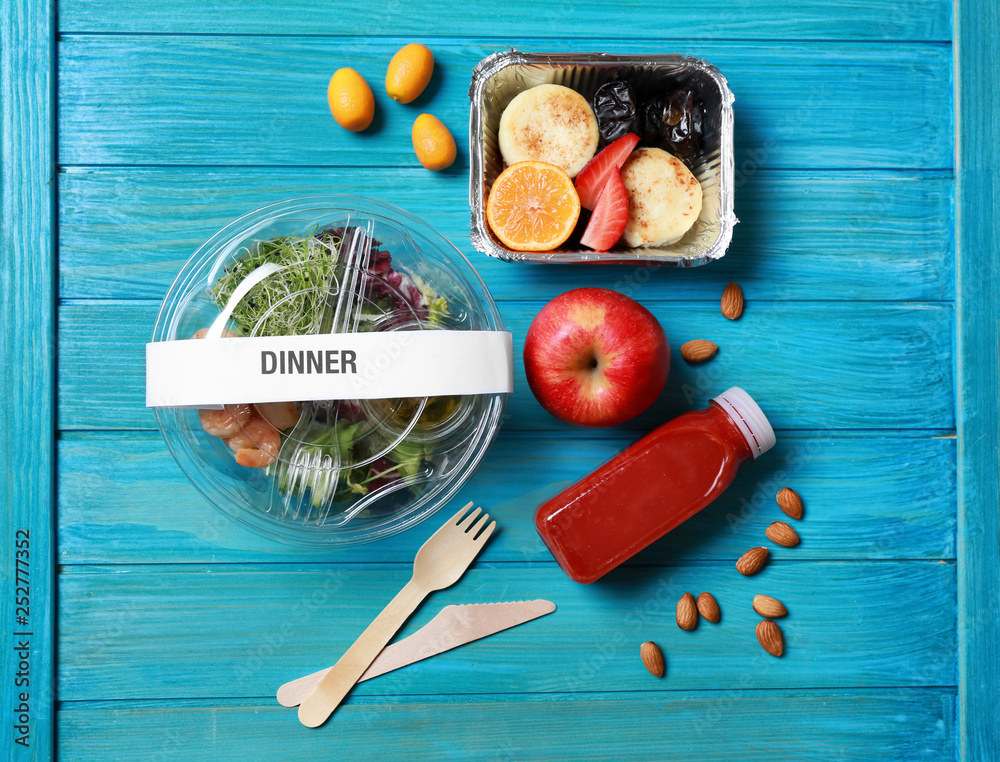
[620,147,703,247]
[498,84,599,178]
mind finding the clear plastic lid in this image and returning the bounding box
[150,196,507,546]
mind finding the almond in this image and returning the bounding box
[721,282,744,320]
[736,546,769,576]
[756,619,784,657]
[680,339,718,363]
[676,592,698,630]
[765,521,800,547]
[753,594,788,619]
[696,592,721,623]
[640,641,665,677]
[776,487,804,519]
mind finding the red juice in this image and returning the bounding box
[535,387,776,583]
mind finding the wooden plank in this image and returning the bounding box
[57,167,955,302]
[45,9,968,762]
[954,0,1000,758]
[56,562,956,701]
[56,0,951,41]
[57,301,955,431]
[56,39,953,169]
[0,1,56,760]
[57,430,955,565]
[56,690,956,761]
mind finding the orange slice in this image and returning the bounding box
[486,161,581,252]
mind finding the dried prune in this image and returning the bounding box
[638,95,667,146]
[661,89,703,164]
[593,81,638,144]
[638,89,704,165]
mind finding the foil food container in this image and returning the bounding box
[468,50,736,265]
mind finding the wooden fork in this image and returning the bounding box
[297,502,496,727]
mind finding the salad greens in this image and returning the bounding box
[211,227,449,337]
[212,228,342,338]
[210,226,455,513]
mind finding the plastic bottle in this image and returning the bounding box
[535,387,776,583]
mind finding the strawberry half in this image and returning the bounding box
[574,132,640,210]
[580,170,629,252]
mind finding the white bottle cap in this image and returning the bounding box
[712,387,776,460]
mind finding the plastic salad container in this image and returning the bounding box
[148,196,510,547]
[469,50,736,265]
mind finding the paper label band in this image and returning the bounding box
[146,331,513,408]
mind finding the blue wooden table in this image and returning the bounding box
[3,0,999,759]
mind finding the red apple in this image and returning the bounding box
[523,288,670,426]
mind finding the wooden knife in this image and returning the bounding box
[277,599,555,707]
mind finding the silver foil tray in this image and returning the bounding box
[468,50,736,265]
